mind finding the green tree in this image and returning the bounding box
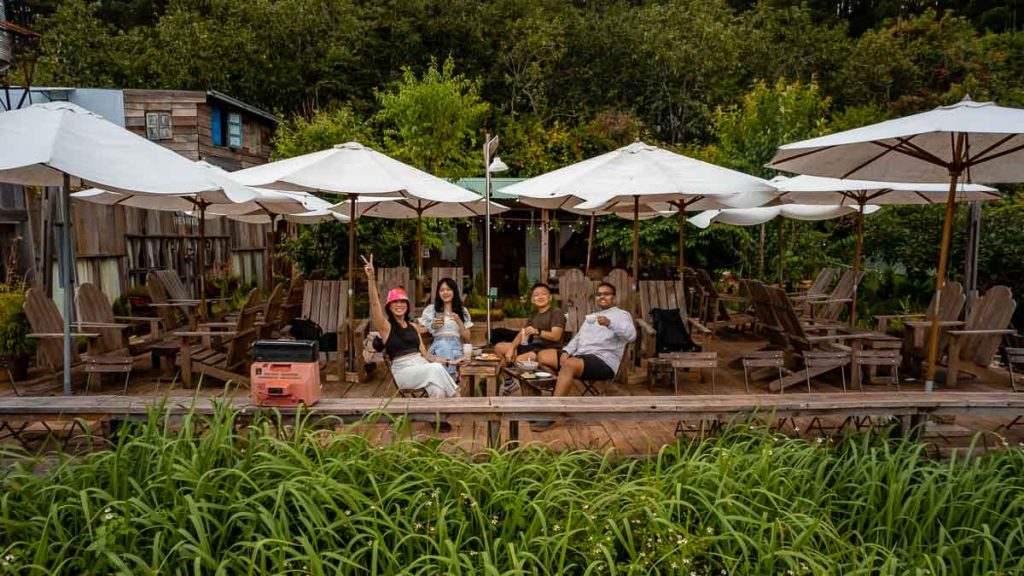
[271,107,373,161]
[374,56,490,178]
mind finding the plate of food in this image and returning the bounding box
[520,372,537,379]
[476,352,501,362]
[535,371,552,378]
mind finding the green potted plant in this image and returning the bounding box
[0,291,34,381]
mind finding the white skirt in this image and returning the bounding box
[391,354,459,398]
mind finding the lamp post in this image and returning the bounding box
[483,135,507,343]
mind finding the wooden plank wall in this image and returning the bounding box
[48,90,278,302]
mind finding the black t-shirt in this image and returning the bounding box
[384,317,420,358]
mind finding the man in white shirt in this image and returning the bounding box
[532,282,636,431]
[556,281,636,391]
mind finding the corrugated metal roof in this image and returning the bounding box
[455,177,526,200]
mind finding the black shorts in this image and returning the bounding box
[517,343,560,356]
[577,354,615,381]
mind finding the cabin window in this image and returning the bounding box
[210,106,223,146]
[145,111,172,140]
[227,112,243,149]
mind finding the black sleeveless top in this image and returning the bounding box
[384,317,420,359]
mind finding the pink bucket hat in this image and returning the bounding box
[385,287,409,306]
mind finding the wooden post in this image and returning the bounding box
[849,204,865,326]
[197,202,207,321]
[677,206,686,280]
[540,209,550,282]
[924,162,964,392]
[347,193,357,372]
[585,213,596,276]
[632,197,640,291]
[777,217,784,287]
[265,215,277,290]
[758,223,766,279]
[415,208,424,303]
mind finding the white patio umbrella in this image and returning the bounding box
[329,195,509,298]
[231,142,479,368]
[769,96,1024,390]
[770,174,1000,323]
[504,141,776,289]
[566,197,675,276]
[0,101,253,395]
[689,204,882,229]
[73,161,331,313]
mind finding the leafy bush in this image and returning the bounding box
[1,406,1023,574]
[500,297,534,318]
[0,289,33,358]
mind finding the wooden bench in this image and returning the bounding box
[2,393,1024,450]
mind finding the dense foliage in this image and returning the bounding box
[0,405,1023,574]
[21,0,1024,321]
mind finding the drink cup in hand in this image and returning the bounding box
[585,313,598,324]
[462,343,473,361]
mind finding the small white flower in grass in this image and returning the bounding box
[104,513,115,521]
[706,526,714,534]
[721,570,727,575]
[344,510,351,516]
[690,571,697,576]
[2,553,14,564]
[671,562,678,569]
[683,558,691,565]
[816,437,825,444]
[414,522,423,531]
[429,526,435,534]
[469,551,478,557]
[553,524,561,532]
[787,570,794,575]
[793,427,800,432]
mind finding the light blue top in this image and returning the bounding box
[562,306,636,374]
[418,306,473,340]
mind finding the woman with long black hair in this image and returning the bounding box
[364,254,459,398]
[419,277,473,375]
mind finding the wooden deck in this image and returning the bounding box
[4,331,1023,455]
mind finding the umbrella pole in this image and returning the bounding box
[777,218,784,287]
[266,214,277,290]
[198,202,207,321]
[924,169,963,392]
[585,214,596,277]
[758,224,766,278]
[347,194,358,374]
[540,209,550,282]
[632,196,640,292]
[60,173,73,395]
[415,209,423,304]
[677,206,686,280]
[850,204,865,326]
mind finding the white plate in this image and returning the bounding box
[535,371,552,378]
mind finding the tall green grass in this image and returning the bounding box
[0,404,1022,575]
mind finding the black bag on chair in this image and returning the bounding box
[289,318,337,353]
[649,308,699,353]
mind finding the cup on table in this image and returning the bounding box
[462,343,473,361]
[585,313,598,324]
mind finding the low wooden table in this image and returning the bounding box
[459,359,501,398]
[503,366,557,396]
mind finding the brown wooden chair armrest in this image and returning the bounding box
[635,318,655,335]
[948,329,1017,336]
[29,332,100,338]
[173,331,239,338]
[114,315,158,323]
[198,322,237,329]
[904,320,965,329]
[687,318,712,334]
[74,322,132,330]
[874,313,925,321]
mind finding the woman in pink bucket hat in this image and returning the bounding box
[363,254,459,400]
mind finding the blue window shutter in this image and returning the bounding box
[210,106,223,146]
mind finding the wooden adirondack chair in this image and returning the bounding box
[301,280,350,379]
[257,283,287,339]
[602,268,634,314]
[555,269,591,339]
[146,270,197,335]
[176,288,262,387]
[635,280,710,367]
[788,267,838,313]
[691,269,753,334]
[892,281,966,376]
[77,282,159,353]
[944,286,1017,386]
[879,281,965,334]
[377,267,412,308]
[278,273,305,329]
[796,269,864,323]
[744,280,787,348]
[763,285,869,392]
[23,288,134,393]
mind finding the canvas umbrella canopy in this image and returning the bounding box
[504,141,777,290]
[231,142,479,368]
[329,195,509,298]
[0,101,254,395]
[770,174,1000,323]
[73,161,331,313]
[768,97,1024,390]
[565,196,675,276]
[690,204,882,291]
